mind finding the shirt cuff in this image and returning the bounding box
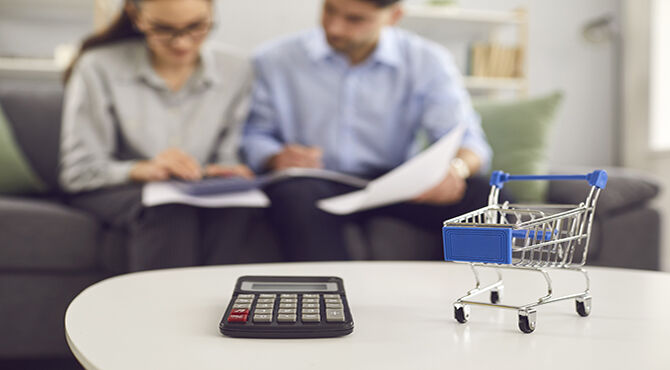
[244,140,284,173]
[107,160,139,185]
[460,136,492,174]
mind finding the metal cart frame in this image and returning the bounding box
[443,170,608,333]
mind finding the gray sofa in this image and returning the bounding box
[0,80,662,360]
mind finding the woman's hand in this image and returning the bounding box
[205,164,255,179]
[129,161,170,182]
[130,148,203,183]
[153,148,202,180]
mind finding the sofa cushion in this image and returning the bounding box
[548,167,660,215]
[0,82,64,192]
[0,196,100,271]
[0,102,46,194]
[475,92,563,202]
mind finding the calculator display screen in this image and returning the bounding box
[252,283,328,291]
[240,281,339,292]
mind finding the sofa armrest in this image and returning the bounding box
[547,166,660,215]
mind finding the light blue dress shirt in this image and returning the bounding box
[242,28,491,177]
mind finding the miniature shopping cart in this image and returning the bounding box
[443,170,607,333]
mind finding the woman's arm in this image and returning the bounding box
[59,56,138,193]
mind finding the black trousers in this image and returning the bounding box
[66,184,257,272]
[263,176,497,262]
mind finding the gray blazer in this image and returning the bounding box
[60,39,253,192]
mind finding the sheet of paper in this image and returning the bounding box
[142,181,270,208]
[317,126,465,215]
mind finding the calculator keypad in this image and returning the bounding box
[226,293,346,325]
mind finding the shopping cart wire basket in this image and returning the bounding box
[443,170,607,333]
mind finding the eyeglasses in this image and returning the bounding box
[141,19,214,44]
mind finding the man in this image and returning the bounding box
[243,0,494,261]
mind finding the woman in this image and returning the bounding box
[61,0,254,271]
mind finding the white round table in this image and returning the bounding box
[65,262,670,369]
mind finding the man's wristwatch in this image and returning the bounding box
[450,157,471,179]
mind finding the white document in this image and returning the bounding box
[317,126,466,215]
[142,182,270,208]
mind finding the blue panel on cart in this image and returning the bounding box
[443,227,512,264]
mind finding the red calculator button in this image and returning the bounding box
[227,313,249,323]
[231,308,249,315]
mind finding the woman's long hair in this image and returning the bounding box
[63,0,143,83]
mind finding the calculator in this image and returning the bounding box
[219,276,354,338]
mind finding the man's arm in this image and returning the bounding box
[413,46,492,204]
[241,58,324,173]
[241,59,285,173]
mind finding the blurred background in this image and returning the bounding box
[1,0,666,268]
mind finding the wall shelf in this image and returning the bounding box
[405,5,525,24]
[463,76,526,91]
[401,4,528,96]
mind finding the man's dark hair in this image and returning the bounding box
[360,0,401,8]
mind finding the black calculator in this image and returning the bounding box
[219,276,354,338]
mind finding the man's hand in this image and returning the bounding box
[413,168,467,205]
[205,164,254,179]
[267,145,323,171]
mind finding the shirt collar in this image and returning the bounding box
[371,28,402,68]
[303,27,402,68]
[304,29,335,62]
[133,40,220,90]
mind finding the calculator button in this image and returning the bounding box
[302,303,319,309]
[259,294,276,299]
[280,294,297,299]
[253,314,272,323]
[326,309,345,322]
[257,298,275,304]
[325,298,341,304]
[303,294,319,298]
[255,303,274,309]
[234,298,253,304]
[254,308,273,314]
[227,313,249,323]
[301,308,319,314]
[237,294,255,299]
[233,303,251,309]
[277,314,297,323]
[324,294,340,299]
[301,314,321,323]
[230,308,249,315]
[279,303,297,309]
[302,298,319,304]
[278,308,296,314]
[326,303,343,309]
[279,298,297,303]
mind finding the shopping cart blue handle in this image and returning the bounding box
[512,229,556,241]
[489,170,608,189]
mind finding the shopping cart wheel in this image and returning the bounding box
[454,304,469,323]
[518,310,536,334]
[576,296,592,317]
[490,289,501,304]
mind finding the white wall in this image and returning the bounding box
[1,0,620,169]
[213,0,320,53]
[650,0,670,152]
[460,0,619,168]
[0,0,93,58]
